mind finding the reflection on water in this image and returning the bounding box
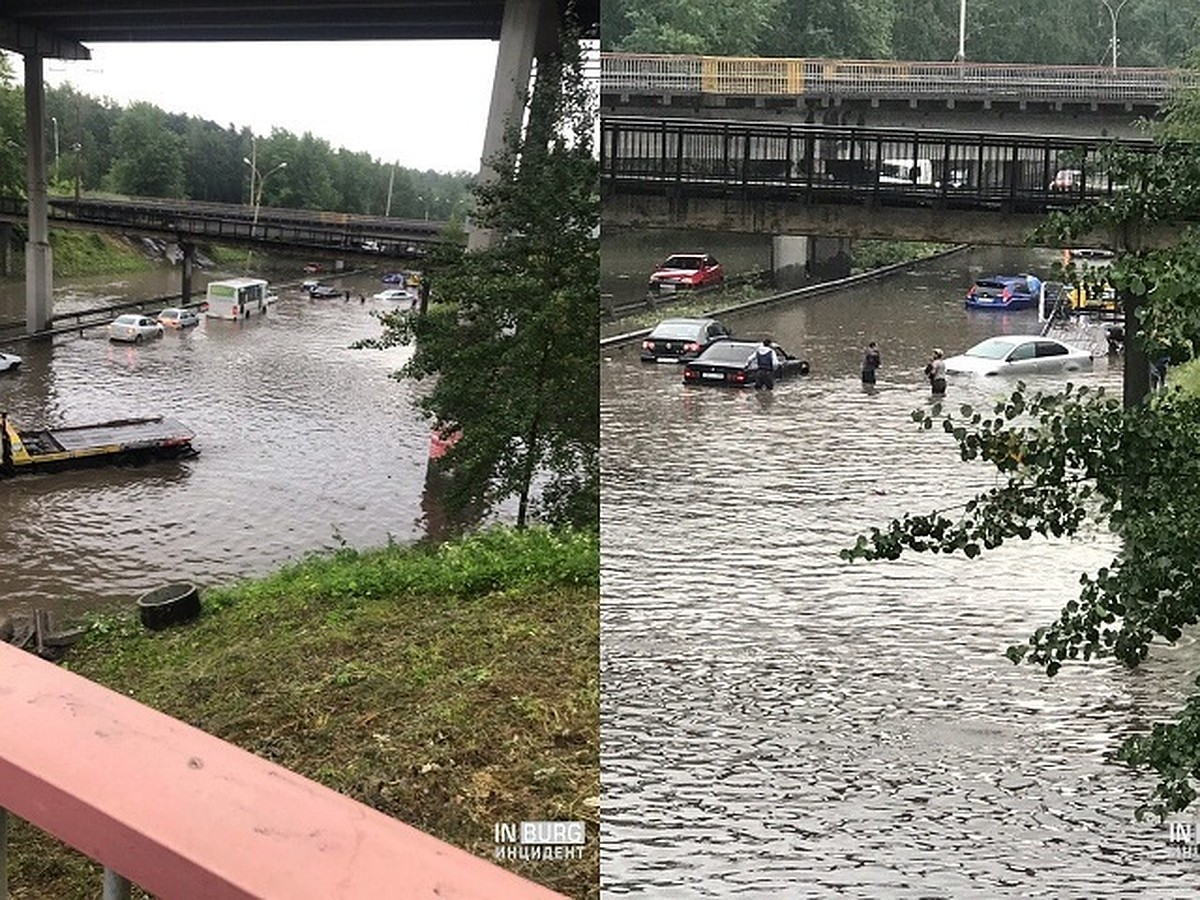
[601,249,1200,895]
[0,264,446,620]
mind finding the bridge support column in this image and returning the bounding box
[469,0,556,251]
[771,236,809,289]
[23,55,52,335]
[180,242,194,305]
[771,235,852,287]
[0,223,11,276]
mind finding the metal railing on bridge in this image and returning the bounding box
[0,195,455,257]
[601,116,1158,213]
[602,52,1200,105]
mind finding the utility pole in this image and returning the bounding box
[385,164,395,217]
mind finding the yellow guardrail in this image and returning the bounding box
[604,52,1200,102]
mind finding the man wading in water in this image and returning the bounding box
[925,348,947,396]
[748,338,778,390]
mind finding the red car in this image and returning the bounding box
[648,253,725,294]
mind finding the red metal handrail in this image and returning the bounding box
[0,641,566,899]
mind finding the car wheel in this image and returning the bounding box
[134,334,143,344]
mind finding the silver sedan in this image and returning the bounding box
[944,335,1094,376]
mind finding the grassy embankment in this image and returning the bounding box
[45,230,153,278]
[7,526,599,900]
[604,240,955,335]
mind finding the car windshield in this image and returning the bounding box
[161,310,178,318]
[661,255,704,270]
[697,342,757,364]
[649,320,705,340]
[965,338,1019,360]
[114,315,139,325]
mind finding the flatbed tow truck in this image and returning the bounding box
[1,412,197,474]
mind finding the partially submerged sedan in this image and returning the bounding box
[0,350,21,372]
[157,307,200,329]
[648,253,725,294]
[944,335,1093,376]
[108,314,164,344]
[682,339,810,387]
[641,317,732,363]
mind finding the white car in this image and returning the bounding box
[944,335,1093,376]
[373,288,412,303]
[156,307,200,329]
[0,351,21,372]
[108,314,164,343]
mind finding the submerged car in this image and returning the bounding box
[156,307,200,328]
[373,288,412,303]
[0,350,21,372]
[641,317,732,363]
[682,339,811,387]
[648,253,725,294]
[944,335,1093,376]
[965,274,1043,311]
[309,285,342,299]
[108,314,164,343]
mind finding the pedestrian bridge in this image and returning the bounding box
[600,115,1174,248]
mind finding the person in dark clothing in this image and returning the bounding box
[747,338,777,390]
[924,348,947,396]
[862,341,881,385]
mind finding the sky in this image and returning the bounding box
[37,41,501,175]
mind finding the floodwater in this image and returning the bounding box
[600,247,1200,896]
[0,262,441,620]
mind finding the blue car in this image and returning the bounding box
[965,274,1043,310]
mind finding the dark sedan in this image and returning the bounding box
[682,339,810,387]
[641,317,732,363]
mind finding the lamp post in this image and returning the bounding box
[955,0,967,62]
[1101,0,1128,69]
[242,157,287,233]
[50,116,59,185]
[241,157,286,271]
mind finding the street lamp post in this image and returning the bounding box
[1101,0,1129,69]
[241,156,287,271]
[955,0,967,62]
[50,116,59,185]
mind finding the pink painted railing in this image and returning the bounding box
[0,641,566,899]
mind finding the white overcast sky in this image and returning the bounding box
[36,41,501,174]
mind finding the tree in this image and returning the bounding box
[357,28,599,530]
[107,102,186,198]
[843,74,1200,820]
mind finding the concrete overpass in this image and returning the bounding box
[601,53,1200,140]
[1,0,599,333]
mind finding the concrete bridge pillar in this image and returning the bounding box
[180,242,194,305]
[0,223,11,276]
[771,235,852,287]
[23,55,52,335]
[469,0,556,251]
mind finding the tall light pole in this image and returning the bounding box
[385,164,396,217]
[241,156,286,271]
[50,116,59,185]
[956,0,967,62]
[1101,0,1129,69]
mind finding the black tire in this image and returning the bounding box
[137,582,201,630]
[134,334,144,344]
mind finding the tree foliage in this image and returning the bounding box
[603,0,1200,67]
[357,30,599,531]
[844,71,1200,820]
[0,51,473,217]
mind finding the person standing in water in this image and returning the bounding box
[861,341,881,385]
[925,348,947,396]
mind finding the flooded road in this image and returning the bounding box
[600,247,1200,896]
[0,263,438,619]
